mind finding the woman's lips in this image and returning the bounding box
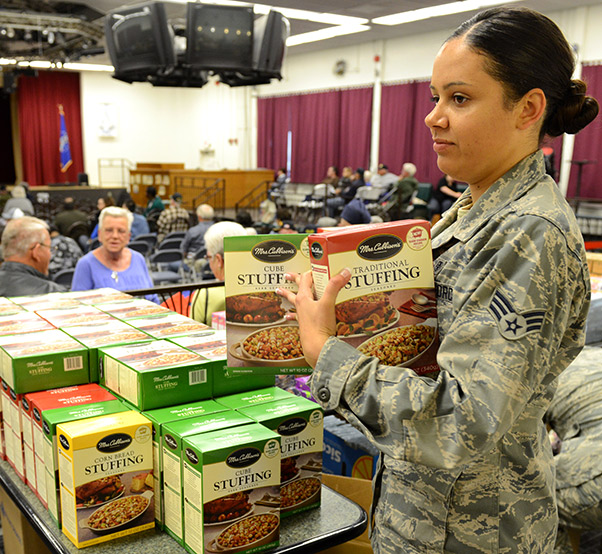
[433,139,454,153]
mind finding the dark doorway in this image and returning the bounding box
[0,92,16,185]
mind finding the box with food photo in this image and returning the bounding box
[161,410,254,546]
[0,311,55,337]
[99,339,214,410]
[0,328,89,394]
[95,298,174,320]
[1,379,27,480]
[142,398,228,529]
[57,411,154,548]
[65,287,133,305]
[61,320,150,383]
[0,296,22,316]
[35,305,114,328]
[223,234,311,376]
[126,312,211,339]
[309,220,439,377]
[23,383,117,507]
[9,291,81,311]
[168,331,275,397]
[182,423,281,554]
[239,395,324,518]
[42,399,128,526]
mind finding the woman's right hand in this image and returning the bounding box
[278,269,351,367]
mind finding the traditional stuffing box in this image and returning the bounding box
[168,331,275,397]
[0,311,55,336]
[182,423,282,554]
[42,399,128,526]
[65,287,133,305]
[57,411,154,548]
[61,320,150,383]
[161,410,254,545]
[0,328,89,394]
[142,399,229,529]
[238,396,324,518]
[22,383,117,507]
[99,339,214,410]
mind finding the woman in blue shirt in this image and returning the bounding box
[72,206,158,302]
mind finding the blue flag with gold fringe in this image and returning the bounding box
[59,104,72,173]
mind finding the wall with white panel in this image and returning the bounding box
[80,4,602,185]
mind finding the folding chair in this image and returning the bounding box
[149,249,183,285]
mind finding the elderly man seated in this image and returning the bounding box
[0,216,65,295]
[545,346,602,553]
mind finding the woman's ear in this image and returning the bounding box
[517,88,547,131]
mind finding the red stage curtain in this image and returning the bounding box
[379,81,441,185]
[568,64,602,199]
[17,71,83,186]
[257,87,373,183]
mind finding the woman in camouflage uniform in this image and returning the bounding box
[280,7,599,554]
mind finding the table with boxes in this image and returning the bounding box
[0,287,367,553]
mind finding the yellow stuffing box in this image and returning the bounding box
[57,410,154,548]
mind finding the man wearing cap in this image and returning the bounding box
[156,193,190,243]
[371,163,399,197]
[339,198,372,226]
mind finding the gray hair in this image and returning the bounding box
[99,206,133,231]
[1,216,48,258]
[11,185,26,199]
[204,221,246,257]
[402,163,417,177]
[196,203,215,220]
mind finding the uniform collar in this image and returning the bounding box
[432,150,546,247]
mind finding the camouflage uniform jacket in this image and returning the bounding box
[311,151,590,553]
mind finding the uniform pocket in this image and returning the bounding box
[373,456,457,552]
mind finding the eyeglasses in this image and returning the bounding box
[32,242,54,252]
[102,227,129,236]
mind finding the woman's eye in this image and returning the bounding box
[453,95,468,105]
[430,96,439,104]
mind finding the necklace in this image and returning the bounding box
[111,271,119,283]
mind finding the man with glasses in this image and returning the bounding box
[0,216,65,295]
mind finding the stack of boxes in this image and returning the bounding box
[0,286,325,554]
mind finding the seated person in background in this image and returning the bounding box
[2,184,35,219]
[89,196,115,239]
[48,224,83,279]
[327,167,365,217]
[271,167,288,191]
[544,347,602,554]
[143,186,165,217]
[235,210,254,229]
[124,199,150,239]
[190,221,246,325]
[259,196,277,227]
[0,185,11,214]
[321,165,340,187]
[370,163,399,196]
[71,207,158,302]
[338,197,371,226]
[389,162,419,220]
[0,216,65,295]
[156,193,190,243]
[54,197,89,250]
[182,203,215,259]
[429,174,464,216]
[277,220,297,234]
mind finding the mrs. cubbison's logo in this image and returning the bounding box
[185,448,199,465]
[358,234,403,261]
[59,434,70,450]
[96,433,132,453]
[278,417,307,436]
[252,240,297,263]
[226,447,261,469]
[310,242,323,260]
[164,434,177,450]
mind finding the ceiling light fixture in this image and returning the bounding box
[286,24,370,47]
[373,0,522,26]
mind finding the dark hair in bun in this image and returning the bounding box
[450,7,599,142]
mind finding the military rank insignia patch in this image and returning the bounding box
[488,289,546,340]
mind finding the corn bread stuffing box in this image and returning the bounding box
[99,340,213,410]
[57,411,154,548]
[223,234,311,376]
[309,220,439,377]
[182,423,281,554]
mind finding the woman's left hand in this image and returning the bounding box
[278,269,351,367]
